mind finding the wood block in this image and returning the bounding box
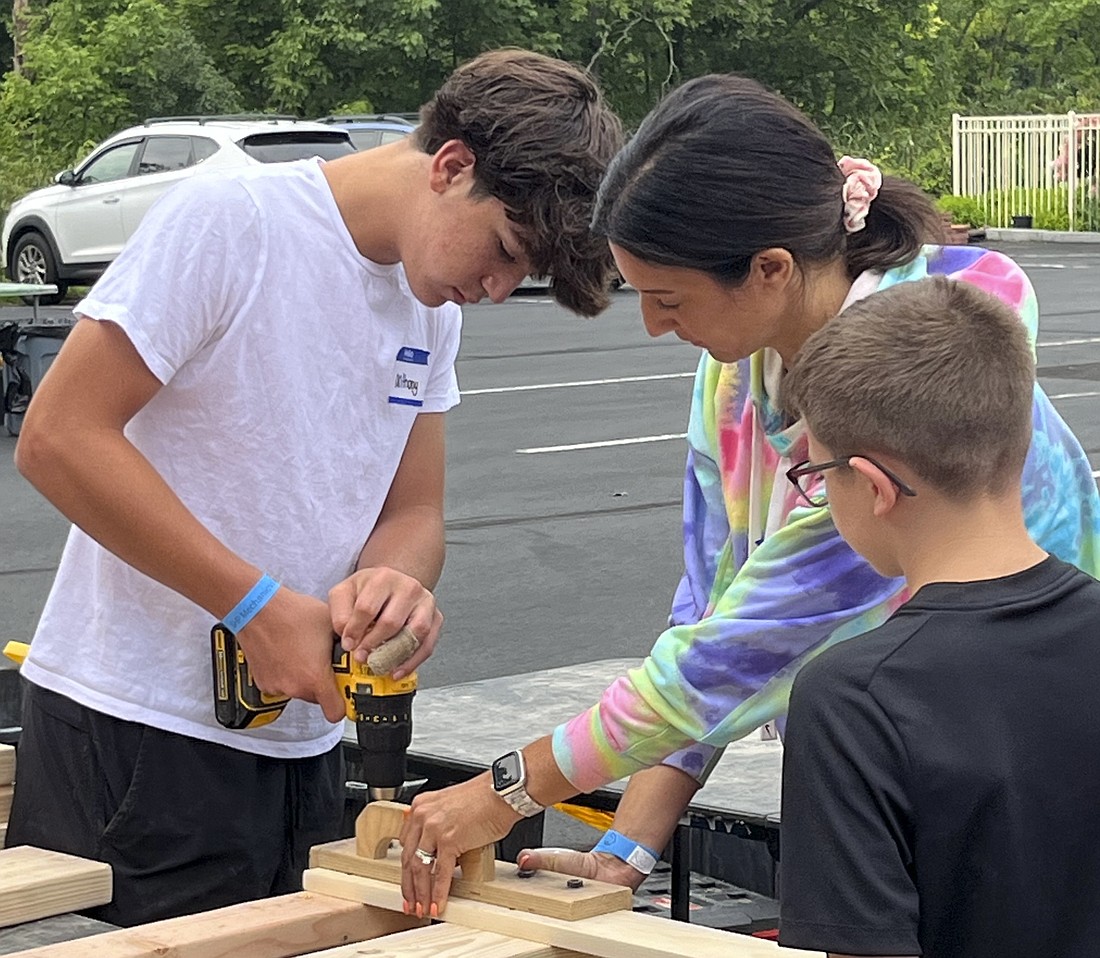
[0,743,14,786]
[355,800,496,882]
[0,846,112,929]
[5,890,424,958]
[456,843,497,882]
[0,822,6,846]
[0,784,12,822]
[303,868,818,958]
[300,922,590,957]
[356,800,408,860]
[312,840,631,922]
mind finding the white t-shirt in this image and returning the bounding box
[22,159,462,758]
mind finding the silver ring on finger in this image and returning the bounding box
[414,847,436,867]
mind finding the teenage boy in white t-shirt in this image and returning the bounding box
[7,49,622,926]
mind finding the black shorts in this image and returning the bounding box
[5,680,344,927]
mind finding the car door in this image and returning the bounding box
[51,140,141,264]
[119,135,212,239]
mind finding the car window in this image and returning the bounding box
[239,131,356,163]
[378,130,409,146]
[138,136,193,175]
[348,130,383,151]
[79,142,141,185]
[192,137,219,163]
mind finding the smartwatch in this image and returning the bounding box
[490,749,545,818]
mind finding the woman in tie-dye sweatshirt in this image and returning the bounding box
[398,75,1100,913]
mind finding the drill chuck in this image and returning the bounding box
[352,688,415,799]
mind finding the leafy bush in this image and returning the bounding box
[947,186,1100,232]
[1031,206,1071,231]
[937,195,987,227]
[1079,198,1100,232]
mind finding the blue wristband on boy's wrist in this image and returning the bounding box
[222,574,280,634]
[592,829,660,875]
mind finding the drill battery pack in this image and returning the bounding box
[210,623,288,729]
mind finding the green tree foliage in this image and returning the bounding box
[1,0,1099,220]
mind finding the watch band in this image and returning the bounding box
[491,750,546,818]
[592,829,660,875]
[498,783,545,818]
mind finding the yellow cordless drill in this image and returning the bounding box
[6,625,417,801]
[210,624,417,800]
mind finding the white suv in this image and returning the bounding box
[2,115,355,303]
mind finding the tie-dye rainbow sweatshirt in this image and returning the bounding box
[552,246,1100,792]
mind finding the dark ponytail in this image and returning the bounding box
[593,75,942,284]
[844,175,942,279]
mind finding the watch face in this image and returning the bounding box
[492,751,522,791]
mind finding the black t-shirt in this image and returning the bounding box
[778,556,1100,958]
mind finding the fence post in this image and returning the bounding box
[1068,111,1077,231]
[951,113,961,196]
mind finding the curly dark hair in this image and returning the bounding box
[417,49,623,317]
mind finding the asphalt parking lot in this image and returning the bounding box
[2,240,1099,689]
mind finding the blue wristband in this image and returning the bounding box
[222,574,280,634]
[593,829,660,875]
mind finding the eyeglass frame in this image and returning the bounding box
[785,456,918,508]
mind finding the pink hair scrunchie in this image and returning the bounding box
[838,155,882,233]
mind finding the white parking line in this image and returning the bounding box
[517,433,688,454]
[1048,390,1100,400]
[1022,264,1097,269]
[466,344,1096,400]
[462,371,694,396]
[1037,337,1100,348]
[1015,253,1100,259]
[1094,469,1100,479]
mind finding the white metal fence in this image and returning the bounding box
[952,112,1100,232]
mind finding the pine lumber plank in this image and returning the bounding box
[302,868,822,958]
[0,784,12,821]
[311,839,631,922]
[0,846,112,928]
[5,891,424,958]
[0,822,6,846]
[299,923,590,957]
[0,743,14,785]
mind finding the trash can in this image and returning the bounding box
[1,321,73,437]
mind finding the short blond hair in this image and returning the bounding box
[781,276,1035,498]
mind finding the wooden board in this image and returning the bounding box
[0,784,13,822]
[5,891,424,958]
[311,839,632,922]
[301,923,590,957]
[0,846,112,929]
[303,868,822,958]
[0,743,14,786]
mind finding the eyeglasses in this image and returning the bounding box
[785,456,918,508]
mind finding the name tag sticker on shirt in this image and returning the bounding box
[389,346,430,407]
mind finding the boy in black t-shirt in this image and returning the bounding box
[777,275,1100,958]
